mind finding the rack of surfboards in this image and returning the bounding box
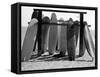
[21,9,95,62]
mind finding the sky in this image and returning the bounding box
[21,6,95,30]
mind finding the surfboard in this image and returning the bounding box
[83,25,95,60]
[87,27,95,54]
[41,16,50,54]
[57,18,67,56]
[67,18,76,61]
[21,18,38,61]
[78,21,86,57]
[73,21,82,57]
[73,21,80,46]
[48,13,58,55]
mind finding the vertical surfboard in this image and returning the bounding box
[58,18,67,56]
[67,18,76,61]
[73,21,80,46]
[48,13,58,55]
[73,21,81,57]
[87,27,95,54]
[84,25,95,60]
[41,16,50,53]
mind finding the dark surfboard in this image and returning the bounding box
[66,18,76,61]
[41,16,50,53]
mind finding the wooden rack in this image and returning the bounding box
[33,9,87,56]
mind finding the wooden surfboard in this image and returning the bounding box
[48,13,58,55]
[21,18,38,61]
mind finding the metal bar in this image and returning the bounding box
[41,23,91,27]
[34,9,87,14]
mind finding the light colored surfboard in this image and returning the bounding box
[84,25,95,59]
[48,13,58,55]
[21,18,38,61]
[87,27,95,54]
[58,19,67,55]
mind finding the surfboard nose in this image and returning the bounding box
[51,13,57,23]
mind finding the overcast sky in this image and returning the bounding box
[21,6,95,30]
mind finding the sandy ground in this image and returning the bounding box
[21,50,95,71]
[22,60,95,71]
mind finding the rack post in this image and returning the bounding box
[37,10,42,55]
[79,13,85,57]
